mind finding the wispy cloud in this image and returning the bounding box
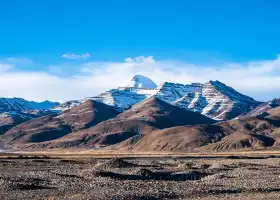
[0,55,280,102]
[62,53,91,60]
[0,57,33,73]
[0,63,13,73]
[5,57,33,65]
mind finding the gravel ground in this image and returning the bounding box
[0,156,280,200]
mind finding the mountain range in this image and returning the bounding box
[53,75,262,120]
[1,74,280,152]
[0,98,59,133]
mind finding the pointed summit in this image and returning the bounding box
[117,96,215,129]
[206,80,257,103]
[126,75,157,89]
[174,81,262,120]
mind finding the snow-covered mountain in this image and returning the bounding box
[53,75,261,120]
[0,98,60,133]
[89,75,157,109]
[240,98,280,118]
[54,75,201,111]
[154,82,201,103]
[174,80,262,120]
[0,98,59,113]
[89,76,201,110]
[51,100,81,112]
[89,87,156,110]
[52,75,158,111]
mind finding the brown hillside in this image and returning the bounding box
[197,117,279,151]
[0,114,30,134]
[1,100,120,145]
[197,131,275,151]
[117,97,216,128]
[19,97,215,149]
[112,124,225,152]
[112,117,280,152]
[29,119,156,149]
[265,106,280,120]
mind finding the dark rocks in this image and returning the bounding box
[94,168,207,181]
[96,158,137,169]
[1,177,53,190]
[135,168,154,177]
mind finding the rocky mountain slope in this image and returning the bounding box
[0,112,33,134]
[112,116,280,152]
[0,98,60,134]
[14,97,215,149]
[113,124,225,152]
[263,106,280,120]
[0,98,59,112]
[2,100,120,146]
[51,100,81,112]
[154,82,201,103]
[240,98,280,118]
[196,117,279,151]
[3,97,280,152]
[174,80,261,120]
[116,97,216,128]
[111,101,280,152]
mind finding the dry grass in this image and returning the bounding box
[1,148,280,159]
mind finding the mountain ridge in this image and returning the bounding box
[174,80,262,120]
[1,74,279,152]
[14,96,215,149]
[53,76,261,121]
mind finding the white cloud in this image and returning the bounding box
[79,55,280,101]
[0,57,33,73]
[1,55,280,102]
[62,53,91,60]
[125,56,155,63]
[6,57,33,65]
[0,63,13,73]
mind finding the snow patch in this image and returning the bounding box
[126,75,157,89]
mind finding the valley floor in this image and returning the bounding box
[0,152,280,199]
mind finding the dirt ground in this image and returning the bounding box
[0,153,280,200]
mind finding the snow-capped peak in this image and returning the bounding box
[207,80,256,103]
[126,75,157,89]
[52,76,261,121]
[174,80,261,120]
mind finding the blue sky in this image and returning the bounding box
[0,0,280,101]
[1,0,280,61]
